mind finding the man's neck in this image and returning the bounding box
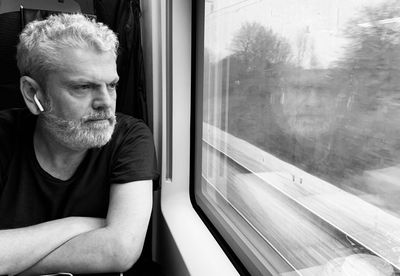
[33,125,88,181]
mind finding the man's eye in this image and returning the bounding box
[108,82,119,89]
[72,85,91,91]
[78,85,91,90]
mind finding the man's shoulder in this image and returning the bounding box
[114,113,152,137]
[106,113,159,184]
[108,113,154,153]
[115,113,147,126]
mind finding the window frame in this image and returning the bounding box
[190,1,287,275]
[156,0,240,275]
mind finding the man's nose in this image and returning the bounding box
[92,85,115,110]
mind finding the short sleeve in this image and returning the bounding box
[110,117,159,185]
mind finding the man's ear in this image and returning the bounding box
[20,76,45,115]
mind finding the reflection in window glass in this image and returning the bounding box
[196,0,400,275]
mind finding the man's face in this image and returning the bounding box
[273,73,338,139]
[39,47,119,150]
[281,85,335,138]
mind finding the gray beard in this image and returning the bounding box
[39,110,116,151]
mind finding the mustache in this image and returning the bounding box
[82,110,116,122]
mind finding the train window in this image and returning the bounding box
[194,0,400,275]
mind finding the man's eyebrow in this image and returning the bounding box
[63,78,94,84]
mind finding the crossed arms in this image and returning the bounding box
[0,180,153,275]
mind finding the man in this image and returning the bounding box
[0,13,158,275]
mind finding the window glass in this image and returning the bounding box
[196,0,400,275]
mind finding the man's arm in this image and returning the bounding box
[0,217,104,275]
[21,180,153,275]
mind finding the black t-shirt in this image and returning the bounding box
[0,108,159,226]
[0,108,159,274]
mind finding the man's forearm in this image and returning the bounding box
[0,217,104,275]
[20,226,143,275]
[20,181,153,276]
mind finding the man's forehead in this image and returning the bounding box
[52,48,118,80]
[57,47,116,65]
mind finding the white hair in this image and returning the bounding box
[16,13,119,86]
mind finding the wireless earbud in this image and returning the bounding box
[33,94,44,112]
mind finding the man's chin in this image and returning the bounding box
[87,126,115,147]
[66,125,115,150]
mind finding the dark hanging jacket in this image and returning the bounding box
[95,0,148,124]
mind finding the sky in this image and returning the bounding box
[204,0,390,68]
